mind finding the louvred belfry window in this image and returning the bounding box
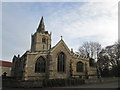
[42,38,46,43]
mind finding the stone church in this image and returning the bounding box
[11,17,97,80]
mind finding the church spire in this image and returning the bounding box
[37,16,45,33]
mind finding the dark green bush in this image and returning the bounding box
[42,78,85,87]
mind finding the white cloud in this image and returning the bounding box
[0,2,2,60]
[1,0,119,2]
[47,2,118,50]
[2,1,118,61]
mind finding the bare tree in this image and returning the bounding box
[78,41,102,59]
[92,42,101,59]
[116,40,120,60]
[97,41,120,77]
[78,42,90,58]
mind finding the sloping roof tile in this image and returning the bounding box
[0,60,12,67]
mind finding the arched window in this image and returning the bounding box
[57,52,66,72]
[35,56,46,73]
[76,61,84,72]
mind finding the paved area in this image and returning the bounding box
[1,82,119,90]
[58,82,119,88]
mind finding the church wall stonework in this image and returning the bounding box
[71,55,89,78]
[24,52,48,80]
[50,43,71,79]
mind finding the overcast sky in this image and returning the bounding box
[1,0,118,62]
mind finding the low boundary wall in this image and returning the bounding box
[2,78,85,88]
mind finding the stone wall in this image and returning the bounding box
[71,54,89,78]
[31,32,51,52]
[24,52,48,80]
[50,40,71,79]
[2,78,85,88]
[2,80,42,88]
[0,66,11,76]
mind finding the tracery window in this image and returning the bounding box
[76,61,84,72]
[35,56,46,73]
[57,52,66,72]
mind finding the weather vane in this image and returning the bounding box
[61,36,63,39]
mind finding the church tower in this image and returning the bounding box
[31,17,51,52]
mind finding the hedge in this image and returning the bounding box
[2,78,85,88]
[42,78,85,87]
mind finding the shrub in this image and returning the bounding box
[42,78,85,87]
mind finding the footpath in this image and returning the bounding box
[54,77,119,88]
[85,77,120,84]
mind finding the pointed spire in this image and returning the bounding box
[37,16,45,33]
